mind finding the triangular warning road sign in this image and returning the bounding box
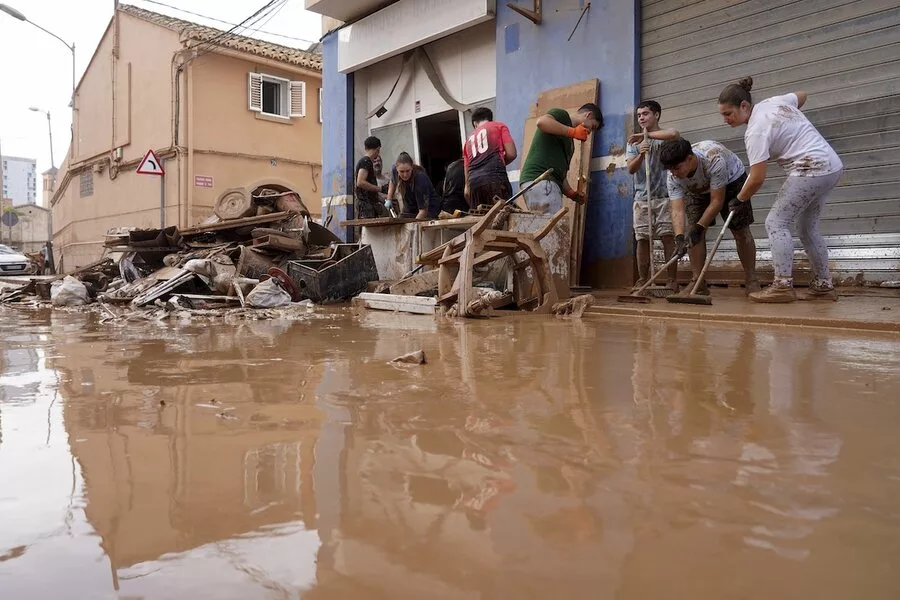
[137,149,165,175]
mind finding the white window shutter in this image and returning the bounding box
[290,81,306,118]
[248,72,262,112]
[318,88,323,123]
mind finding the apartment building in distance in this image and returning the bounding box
[2,156,37,206]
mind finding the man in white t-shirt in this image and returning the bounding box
[718,77,844,303]
[660,138,759,295]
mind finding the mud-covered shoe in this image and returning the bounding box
[800,282,838,301]
[749,282,797,303]
[745,279,761,295]
[678,279,709,296]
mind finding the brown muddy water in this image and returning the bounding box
[2,307,900,599]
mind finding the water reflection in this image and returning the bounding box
[1,310,899,598]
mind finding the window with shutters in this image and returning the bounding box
[248,72,306,119]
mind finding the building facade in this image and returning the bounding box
[51,4,323,272]
[313,0,900,286]
[2,156,37,206]
[5,204,50,255]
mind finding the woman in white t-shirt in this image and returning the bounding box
[718,76,843,303]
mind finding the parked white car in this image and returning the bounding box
[0,244,31,275]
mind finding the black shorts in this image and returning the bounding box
[685,172,754,230]
[468,179,512,208]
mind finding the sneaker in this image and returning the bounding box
[749,282,797,303]
[745,280,762,295]
[632,278,648,292]
[800,282,838,301]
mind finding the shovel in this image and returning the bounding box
[667,210,735,306]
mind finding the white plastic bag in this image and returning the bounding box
[51,275,90,306]
[245,278,291,308]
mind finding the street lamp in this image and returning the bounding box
[29,107,54,169]
[0,4,75,105]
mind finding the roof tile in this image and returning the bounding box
[119,4,322,71]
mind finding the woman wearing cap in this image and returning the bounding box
[719,76,843,303]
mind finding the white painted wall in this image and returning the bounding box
[364,20,496,129]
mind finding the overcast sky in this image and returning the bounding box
[0,0,321,189]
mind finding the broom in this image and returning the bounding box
[640,129,673,298]
[618,252,682,303]
[667,210,735,306]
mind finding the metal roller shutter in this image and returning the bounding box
[641,0,900,284]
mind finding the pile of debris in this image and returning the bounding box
[1,185,379,316]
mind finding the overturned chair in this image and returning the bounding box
[417,199,568,318]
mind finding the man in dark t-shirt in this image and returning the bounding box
[442,159,469,214]
[355,136,389,219]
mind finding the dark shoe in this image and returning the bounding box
[749,282,797,303]
[800,282,838,301]
[666,279,680,293]
[632,278,648,292]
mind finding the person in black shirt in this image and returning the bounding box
[441,158,469,214]
[395,153,442,219]
[355,136,389,219]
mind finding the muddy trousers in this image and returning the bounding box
[765,170,842,286]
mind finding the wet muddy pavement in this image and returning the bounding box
[2,309,900,599]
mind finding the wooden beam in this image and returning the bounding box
[354,293,437,315]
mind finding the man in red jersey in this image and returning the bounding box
[463,107,518,207]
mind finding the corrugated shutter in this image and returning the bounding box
[642,0,900,283]
[290,81,307,118]
[248,72,262,112]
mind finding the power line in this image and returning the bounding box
[246,0,290,37]
[188,0,283,59]
[135,0,316,45]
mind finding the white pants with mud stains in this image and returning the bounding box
[765,170,843,285]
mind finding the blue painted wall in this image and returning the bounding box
[497,0,638,286]
[321,31,355,240]
[320,1,640,276]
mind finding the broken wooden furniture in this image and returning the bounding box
[418,201,567,317]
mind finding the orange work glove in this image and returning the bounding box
[566,124,591,141]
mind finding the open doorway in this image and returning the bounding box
[416,110,462,192]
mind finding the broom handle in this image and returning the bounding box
[634,252,681,295]
[644,129,655,274]
[690,210,735,295]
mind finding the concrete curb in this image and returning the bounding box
[585,305,900,334]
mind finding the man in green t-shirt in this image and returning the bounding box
[519,103,603,213]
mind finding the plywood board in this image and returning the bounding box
[518,79,599,287]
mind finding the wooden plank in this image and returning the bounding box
[387,269,439,296]
[519,79,599,287]
[180,211,295,235]
[354,293,437,315]
[251,234,304,251]
[341,217,419,227]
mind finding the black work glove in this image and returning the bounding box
[674,234,688,258]
[688,223,706,246]
[729,196,744,213]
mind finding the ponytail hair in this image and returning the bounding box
[395,152,425,198]
[718,76,754,107]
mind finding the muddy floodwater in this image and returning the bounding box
[2,308,900,599]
